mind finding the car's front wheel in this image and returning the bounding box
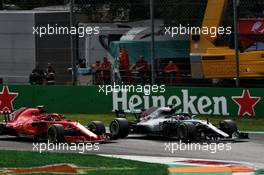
[47,124,65,142]
[220,120,238,138]
[88,121,106,135]
[177,122,196,142]
[110,118,129,139]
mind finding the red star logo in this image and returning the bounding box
[0,86,18,111]
[232,89,261,117]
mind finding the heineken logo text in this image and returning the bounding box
[113,89,229,115]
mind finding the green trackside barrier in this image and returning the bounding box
[0,85,112,113]
[0,85,263,117]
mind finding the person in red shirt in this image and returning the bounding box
[130,56,148,73]
[91,60,101,84]
[130,56,149,83]
[163,60,181,85]
[135,56,148,72]
[119,47,129,71]
[119,47,130,83]
[100,57,112,84]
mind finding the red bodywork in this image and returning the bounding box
[1,107,106,142]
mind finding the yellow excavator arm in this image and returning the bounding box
[190,0,264,79]
[191,0,227,53]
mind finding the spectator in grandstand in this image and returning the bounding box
[119,47,130,83]
[91,60,101,84]
[155,58,164,84]
[130,55,149,83]
[119,47,129,70]
[29,63,45,85]
[100,57,112,84]
[163,60,181,85]
[45,63,56,85]
[130,56,148,73]
[78,59,86,68]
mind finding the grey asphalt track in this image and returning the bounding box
[0,133,263,165]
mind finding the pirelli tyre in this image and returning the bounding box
[0,124,4,135]
[177,122,196,142]
[220,120,238,138]
[110,118,129,139]
[88,121,106,135]
[47,124,65,142]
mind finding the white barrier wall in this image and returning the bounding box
[0,11,72,84]
[0,11,35,84]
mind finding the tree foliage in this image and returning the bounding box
[2,0,264,23]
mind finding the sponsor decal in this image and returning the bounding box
[232,89,261,117]
[113,89,229,116]
[251,21,264,33]
[0,86,18,111]
[113,89,261,117]
[239,19,264,47]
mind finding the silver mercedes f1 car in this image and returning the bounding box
[109,107,248,142]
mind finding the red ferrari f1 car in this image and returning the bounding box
[0,106,107,142]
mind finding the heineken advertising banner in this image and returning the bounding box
[0,85,262,117]
[112,87,261,117]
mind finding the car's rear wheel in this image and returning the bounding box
[88,121,106,135]
[220,120,238,137]
[177,122,196,142]
[110,118,129,138]
[47,124,65,142]
[0,124,4,135]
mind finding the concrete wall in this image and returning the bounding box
[0,11,72,84]
[0,11,35,84]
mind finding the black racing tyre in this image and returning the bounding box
[110,118,129,138]
[33,135,40,142]
[220,120,238,137]
[88,121,106,135]
[0,124,4,135]
[177,122,196,142]
[47,124,65,142]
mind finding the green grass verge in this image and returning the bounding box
[1,114,264,131]
[0,150,168,175]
